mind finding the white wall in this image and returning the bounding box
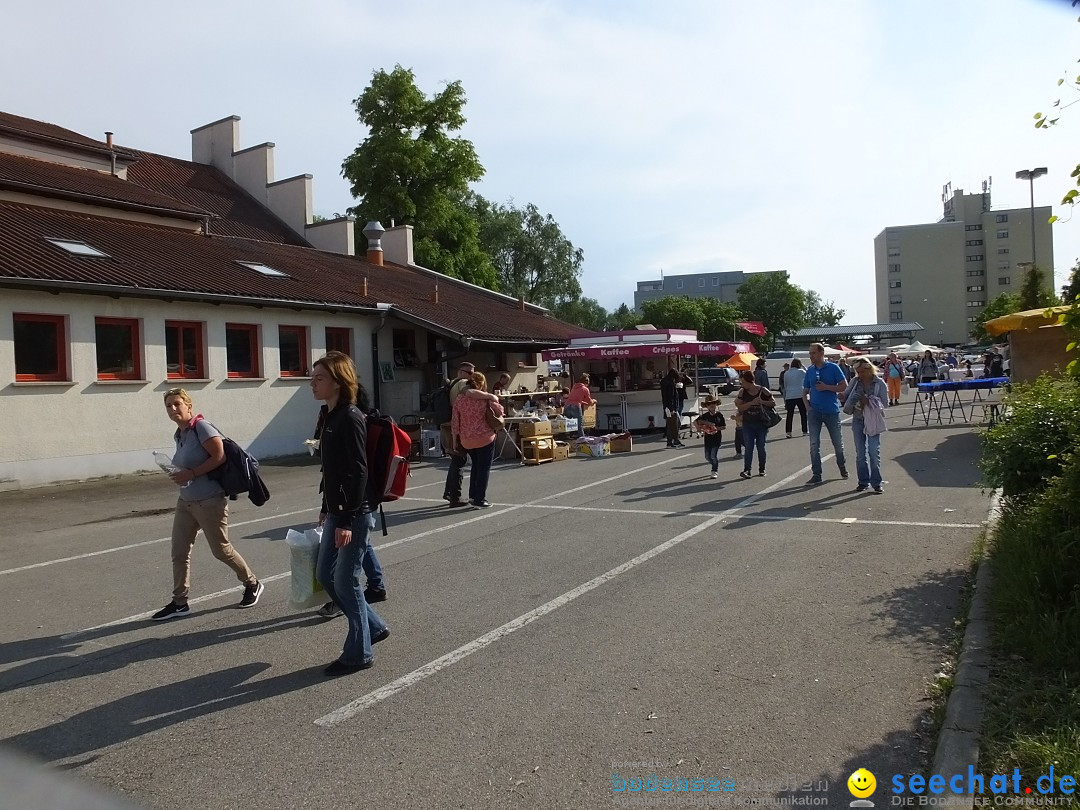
[1,290,378,488]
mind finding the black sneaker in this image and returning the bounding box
[447,499,469,508]
[324,658,374,677]
[806,475,822,485]
[372,627,391,645]
[364,586,387,604]
[856,484,869,492]
[470,500,493,508]
[238,580,264,608]
[317,601,344,618]
[151,601,190,621]
[872,485,884,494]
[838,467,849,480]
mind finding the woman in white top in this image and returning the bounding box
[781,358,808,438]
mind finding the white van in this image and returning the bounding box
[764,350,810,392]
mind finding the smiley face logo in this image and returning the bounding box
[847,768,876,798]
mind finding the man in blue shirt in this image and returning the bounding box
[803,342,848,484]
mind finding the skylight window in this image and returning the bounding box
[237,261,289,278]
[47,239,110,258]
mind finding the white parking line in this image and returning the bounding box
[314,460,814,726]
[0,508,318,577]
[60,453,692,638]
[401,496,982,529]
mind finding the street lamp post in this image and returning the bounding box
[1015,167,1048,269]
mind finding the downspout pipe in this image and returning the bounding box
[371,303,392,412]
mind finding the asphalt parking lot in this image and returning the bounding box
[0,401,993,809]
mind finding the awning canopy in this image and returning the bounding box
[541,341,753,361]
[984,306,1070,337]
[717,352,759,370]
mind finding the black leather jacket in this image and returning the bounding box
[317,402,368,517]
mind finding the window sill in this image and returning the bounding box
[166,378,212,384]
[277,376,312,381]
[222,377,267,382]
[93,379,151,385]
[13,380,78,387]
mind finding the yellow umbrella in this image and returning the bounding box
[984,306,1070,337]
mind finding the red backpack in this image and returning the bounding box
[365,411,412,534]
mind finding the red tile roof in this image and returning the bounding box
[0,201,579,344]
[0,111,135,157]
[125,151,310,246]
[0,151,211,218]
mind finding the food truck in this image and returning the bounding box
[541,330,752,432]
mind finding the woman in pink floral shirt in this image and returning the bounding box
[451,371,505,508]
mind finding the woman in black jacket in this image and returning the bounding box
[310,352,389,676]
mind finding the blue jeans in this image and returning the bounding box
[466,441,495,504]
[742,422,767,473]
[807,409,846,477]
[704,442,720,473]
[851,417,882,488]
[562,403,584,437]
[318,512,388,666]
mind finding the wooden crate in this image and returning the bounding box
[521,436,555,465]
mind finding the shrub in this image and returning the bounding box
[979,374,1080,499]
[990,453,1080,669]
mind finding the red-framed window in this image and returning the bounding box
[226,323,261,378]
[95,317,142,380]
[325,326,352,357]
[278,325,309,377]
[13,313,68,381]
[165,321,205,379]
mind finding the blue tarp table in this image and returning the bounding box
[911,377,1009,425]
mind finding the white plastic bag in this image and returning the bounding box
[863,396,888,437]
[285,527,324,609]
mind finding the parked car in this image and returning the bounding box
[694,366,740,395]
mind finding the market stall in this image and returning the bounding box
[542,331,752,431]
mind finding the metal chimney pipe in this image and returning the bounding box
[363,221,385,267]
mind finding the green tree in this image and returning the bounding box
[468,196,584,309]
[551,297,608,332]
[639,296,706,334]
[606,303,639,331]
[735,271,806,350]
[970,292,1020,343]
[801,289,845,328]
[1017,265,1059,310]
[342,66,497,288]
[1061,259,1080,303]
[698,298,744,342]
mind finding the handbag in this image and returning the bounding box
[484,406,505,431]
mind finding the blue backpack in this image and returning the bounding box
[192,418,270,506]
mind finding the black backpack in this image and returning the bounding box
[431,383,453,426]
[192,418,270,506]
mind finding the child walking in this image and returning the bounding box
[694,396,727,479]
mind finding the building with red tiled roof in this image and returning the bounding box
[0,111,583,487]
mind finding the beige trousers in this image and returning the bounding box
[171,495,256,604]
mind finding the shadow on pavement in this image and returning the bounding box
[0,612,324,693]
[3,661,326,764]
[892,432,983,489]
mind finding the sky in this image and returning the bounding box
[4,0,1080,323]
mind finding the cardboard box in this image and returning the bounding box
[518,420,552,438]
[577,439,611,458]
[553,440,570,461]
[609,435,633,453]
[581,404,597,430]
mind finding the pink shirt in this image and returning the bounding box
[452,393,505,449]
[564,382,594,407]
